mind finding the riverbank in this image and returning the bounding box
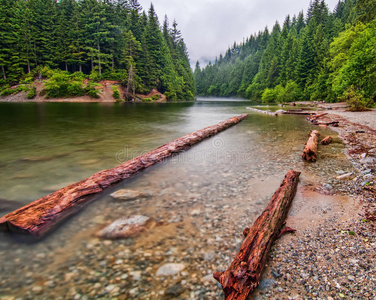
[0,81,167,103]
[253,103,376,299]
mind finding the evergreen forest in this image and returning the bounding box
[0,0,195,100]
[194,0,376,108]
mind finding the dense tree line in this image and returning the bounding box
[194,0,375,107]
[0,0,195,100]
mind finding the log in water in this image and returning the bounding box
[213,170,300,299]
[0,114,249,239]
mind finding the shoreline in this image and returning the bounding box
[254,104,376,299]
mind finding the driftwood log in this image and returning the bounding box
[321,136,333,145]
[213,170,301,299]
[0,114,249,239]
[246,107,277,116]
[302,130,320,162]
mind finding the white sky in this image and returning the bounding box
[137,0,340,67]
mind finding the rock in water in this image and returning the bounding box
[156,263,185,276]
[110,189,151,201]
[96,215,154,239]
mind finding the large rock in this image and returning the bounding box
[156,263,185,277]
[96,215,155,239]
[110,189,151,201]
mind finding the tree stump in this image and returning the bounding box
[302,130,320,162]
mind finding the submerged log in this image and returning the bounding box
[0,114,249,239]
[281,110,313,115]
[246,107,278,116]
[302,130,320,162]
[321,136,333,145]
[213,170,301,300]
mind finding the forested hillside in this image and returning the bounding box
[194,0,376,108]
[0,0,195,100]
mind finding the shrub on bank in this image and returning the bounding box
[27,86,37,99]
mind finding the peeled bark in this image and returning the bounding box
[321,136,333,145]
[302,130,320,162]
[0,114,249,239]
[213,170,301,300]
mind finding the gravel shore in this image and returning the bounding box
[252,104,376,300]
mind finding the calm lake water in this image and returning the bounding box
[0,99,354,299]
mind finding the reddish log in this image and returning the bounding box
[0,114,249,239]
[321,136,333,145]
[302,130,320,162]
[213,170,301,300]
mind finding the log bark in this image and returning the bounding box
[246,107,277,116]
[321,136,333,145]
[213,170,301,300]
[302,130,320,162]
[0,114,249,239]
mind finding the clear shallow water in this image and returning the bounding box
[0,100,354,299]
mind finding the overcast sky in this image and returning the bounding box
[137,0,340,67]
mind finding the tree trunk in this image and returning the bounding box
[213,170,301,300]
[0,114,249,239]
[302,130,320,162]
[1,66,6,80]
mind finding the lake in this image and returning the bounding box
[0,98,353,298]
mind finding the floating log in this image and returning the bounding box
[321,136,333,145]
[0,114,249,239]
[302,130,320,162]
[246,107,277,116]
[213,170,301,300]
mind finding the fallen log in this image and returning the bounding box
[313,121,339,127]
[306,113,328,122]
[281,111,313,115]
[321,136,333,145]
[213,170,301,299]
[246,107,277,116]
[0,114,249,239]
[302,130,320,162]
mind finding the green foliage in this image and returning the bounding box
[0,87,17,96]
[194,0,371,104]
[342,86,371,111]
[43,69,87,98]
[40,66,54,79]
[328,19,376,106]
[86,82,101,99]
[27,86,37,99]
[111,85,121,101]
[0,0,195,100]
[261,88,277,103]
[151,94,161,100]
[89,71,102,82]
